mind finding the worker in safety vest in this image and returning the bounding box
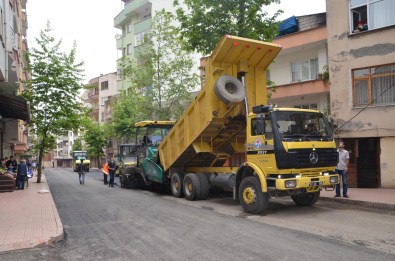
[102,162,109,185]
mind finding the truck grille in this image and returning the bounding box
[289,148,338,168]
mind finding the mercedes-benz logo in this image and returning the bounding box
[309,151,319,164]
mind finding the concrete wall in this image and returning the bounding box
[326,0,395,138]
[327,0,395,188]
[380,137,395,188]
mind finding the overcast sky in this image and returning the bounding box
[26,0,326,83]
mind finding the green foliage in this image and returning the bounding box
[22,22,86,182]
[71,138,83,153]
[112,10,198,137]
[81,117,107,160]
[174,0,283,55]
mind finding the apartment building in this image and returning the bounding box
[80,73,119,161]
[54,131,79,168]
[326,0,395,188]
[269,13,329,114]
[0,0,30,161]
[114,0,176,92]
[98,72,118,124]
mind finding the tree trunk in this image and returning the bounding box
[36,146,44,183]
[97,157,101,170]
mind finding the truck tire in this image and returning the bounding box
[291,191,320,206]
[214,75,246,104]
[128,175,140,189]
[239,176,269,214]
[197,174,210,200]
[183,173,201,201]
[171,173,184,198]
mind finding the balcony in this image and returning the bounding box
[269,79,329,100]
[114,0,150,28]
[134,17,151,34]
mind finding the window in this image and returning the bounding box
[350,0,395,33]
[294,104,318,110]
[101,97,108,106]
[291,58,318,82]
[353,63,395,106]
[135,30,150,46]
[117,68,123,80]
[101,81,109,91]
[127,44,132,55]
[251,116,273,139]
[127,23,132,33]
[101,113,105,122]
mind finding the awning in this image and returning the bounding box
[0,93,30,123]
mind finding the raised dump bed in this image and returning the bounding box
[159,35,282,171]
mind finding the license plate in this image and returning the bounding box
[309,181,323,186]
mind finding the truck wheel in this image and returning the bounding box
[183,173,201,201]
[128,175,140,189]
[214,75,246,104]
[171,173,184,197]
[291,191,320,206]
[239,176,269,214]
[197,174,210,200]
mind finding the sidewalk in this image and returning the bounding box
[320,187,395,211]
[0,173,63,253]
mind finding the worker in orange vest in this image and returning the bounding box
[102,162,109,185]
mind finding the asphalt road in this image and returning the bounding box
[1,168,394,261]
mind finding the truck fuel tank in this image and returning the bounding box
[209,173,236,191]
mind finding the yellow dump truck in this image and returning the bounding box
[127,35,339,214]
[72,151,91,172]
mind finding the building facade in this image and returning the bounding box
[114,0,176,92]
[81,73,119,162]
[0,0,30,161]
[269,13,329,114]
[326,0,395,188]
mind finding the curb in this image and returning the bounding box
[319,197,395,211]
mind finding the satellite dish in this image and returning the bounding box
[115,34,122,40]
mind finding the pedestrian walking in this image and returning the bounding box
[102,162,109,185]
[31,161,37,172]
[335,141,350,198]
[16,159,28,190]
[77,159,85,185]
[108,158,117,187]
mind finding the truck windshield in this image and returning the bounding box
[273,111,333,141]
[74,152,87,160]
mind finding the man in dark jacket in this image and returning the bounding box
[17,159,28,190]
[108,158,117,187]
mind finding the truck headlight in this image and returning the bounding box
[285,180,297,188]
[330,176,338,184]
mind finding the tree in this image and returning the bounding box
[82,118,107,169]
[111,10,199,137]
[71,138,83,153]
[174,0,283,55]
[23,23,85,183]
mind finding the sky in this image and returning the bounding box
[26,0,326,83]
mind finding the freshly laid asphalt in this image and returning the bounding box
[0,168,394,253]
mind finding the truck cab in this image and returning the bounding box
[241,105,338,212]
[119,121,174,189]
